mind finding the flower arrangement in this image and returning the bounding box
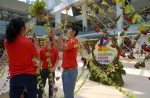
[29,0,46,23]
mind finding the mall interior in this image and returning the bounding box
[0,0,150,98]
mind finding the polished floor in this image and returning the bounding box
[0,57,150,98]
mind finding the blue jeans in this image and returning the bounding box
[38,69,55,98]
[10,74,37,98]
[62,69,78,98]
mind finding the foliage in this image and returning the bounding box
[29,0,46,17]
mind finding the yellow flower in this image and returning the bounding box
[99,9,104,14]
[79,10,83,14]
[101,1,107,6]
[92,3,97,9]
[91,12,96,17]
[84,16,90,20]
[117,0,125,4]
[147,37,150,43]
[102,47,108,52]
[46,28,51,32]
[65,6,70,11]
[70,39,75,43]
[74,44,78,48]
[86,7,91,11]
[132,14,141,23]
[108,8,113,13]
[48,22,50,26]
[44,16,49,20]
[64,21,68,25]
[138,24,150,32]
[65,14,68,17]
[81,2,85,6]
[88,0,93,3]
[112,0,116,3]
[76,6,80,9]
[124,5,134,14]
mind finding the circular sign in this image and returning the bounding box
[93,38,117,64]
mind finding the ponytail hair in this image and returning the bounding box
[6,18,25,45]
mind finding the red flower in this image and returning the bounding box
[110,37,116,42]
[124,16,132,22]
[102,36,109,40]
[130,44,135,48]
[102,30,107,34]
[134,37,138,40]
[120,6,125,9]
[123,27,128,31]
[127,55,135,59]
[96,23,101,26]
[110,25,115,29]
[141,30,147,35]
[134,65,140,69]
[110,44,116,48]
[94,28,100,33]
[118,52,126,57]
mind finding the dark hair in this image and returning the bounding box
[70,26,79,37]
[6,18,25,44]
[49,37,52,42]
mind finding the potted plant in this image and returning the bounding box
[29,0,46,24]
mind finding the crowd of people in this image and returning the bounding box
[4,17,79,98]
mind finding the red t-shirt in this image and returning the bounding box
[62,38,78,69]
[40,47,59,69]
[4,35,38,78]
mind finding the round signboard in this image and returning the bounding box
[93,38,117,64]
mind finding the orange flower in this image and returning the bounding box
[65,6,70,11]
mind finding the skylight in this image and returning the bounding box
[18,0,35,4]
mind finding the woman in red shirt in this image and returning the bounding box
[4,18,38,98]
[38,37,59,98]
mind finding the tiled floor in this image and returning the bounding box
[1,59,150,98]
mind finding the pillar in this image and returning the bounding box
[55,13,61,27]
[117,3,123,44]
[82,5,87,32]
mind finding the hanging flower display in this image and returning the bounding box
[108,8,113,13]
[88,0,93,3]
[99,9,105,14]
[79,10,83,14]
[86,7,91,11]
[46,28,51,33]
[92,3,97,9]
[101,1,107,6]
[124,5,134,14]
[132,14,141,23]
[147,37,150,43]
[84,16,90,20]
[76,6,80,9]
[112,0,116,3]
[65,6,70,11]
[91,12,96,17]
[94,28,100,33]
[116,0,125,4]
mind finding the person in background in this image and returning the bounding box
[4,18,39,98]
[81,57,90,70]
[38,37,59,98]
[141,42,147,56]
[50,26,79,98]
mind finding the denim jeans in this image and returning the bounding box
[38,69,55,98]
[10,74,37,98]
[62,69,78,98]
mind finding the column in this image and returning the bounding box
[82,5,87,32]
[46,0,60,10]
[55,13,61,27]
[117,3,123,44]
